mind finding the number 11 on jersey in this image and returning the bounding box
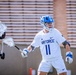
[45,44,51,55]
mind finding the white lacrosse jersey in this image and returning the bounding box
[31,28,66,60]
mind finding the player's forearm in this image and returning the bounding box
[65,44,70,52]
[27,45,32,51]
[27,45,35,52]
[62,40,71,52]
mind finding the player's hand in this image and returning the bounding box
[65,51,73,64]
[21,48,29,58]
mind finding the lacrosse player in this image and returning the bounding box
[21,15,73,75]
[0,21,7,39]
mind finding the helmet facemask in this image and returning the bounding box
[44,23,54,31]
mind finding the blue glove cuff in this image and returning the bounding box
[66,51,73,58]
[24,50,29,54]
[66,53,73,58]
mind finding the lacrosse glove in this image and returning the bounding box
[21,48,29,58]
[65,51,73,64]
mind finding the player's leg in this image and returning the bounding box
[38,71,47,75]
[52,57,67,75]
[59,72,66,75]
[37,60,51,75]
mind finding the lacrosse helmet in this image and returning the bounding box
[40,15,54,31]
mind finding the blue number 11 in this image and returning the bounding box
[45,44,51,55]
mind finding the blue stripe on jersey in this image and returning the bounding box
[45,44,51,55]
[45,45,48,55]
[48,44,51,54]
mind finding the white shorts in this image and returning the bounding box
[38,57,67,74]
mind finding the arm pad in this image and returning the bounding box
[31,45,35,51]
[62,40,70,48]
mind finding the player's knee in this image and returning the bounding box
[37,71,47,75]
[59,72,67,75]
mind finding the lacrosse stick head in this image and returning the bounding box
[3,37,15,47]
[0,21,7,37]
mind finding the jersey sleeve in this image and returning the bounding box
[55,29,66,45]
[31,33,40,48]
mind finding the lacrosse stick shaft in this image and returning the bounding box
[15,45,22,52]
[1,40,4,54]
[15,45,19,50]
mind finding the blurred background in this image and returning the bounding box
[0,0,76,75]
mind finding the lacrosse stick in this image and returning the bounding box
[0,21,7,37]
[3,37,22,53]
